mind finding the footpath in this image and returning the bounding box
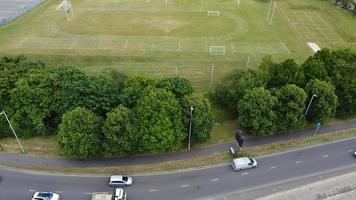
[0,120,356,168]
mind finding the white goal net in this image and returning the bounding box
[56,0,72,14]
[209,46,225,56]
[207,11,220,16]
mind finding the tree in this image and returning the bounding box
[102,105,136,156]
[119,76,154,108]
[305,79,338,123]
[267,59,304,88]
[181,94,214,143]
[9,68,60,136]
[57,107,103,159]
[237,87,277,136]
[273,85,307,131]
[0,55,45,111]
[212,69,268,111]
[155,77,194,98]
[134,87,185,152]
[301,57,330,85]
[62,74,120,116]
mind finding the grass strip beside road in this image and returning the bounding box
[1,128,355,175]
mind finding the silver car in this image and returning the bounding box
[231,157,257,171]
[109,175,133,186]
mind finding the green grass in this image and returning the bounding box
[1,0,354,92]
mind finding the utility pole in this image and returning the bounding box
[304,94,317,117]
[209,64,215,90]
[0,111,25,153]
[188,106,193,151]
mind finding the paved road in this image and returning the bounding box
[1,137,355,200]
[1,119,356,167]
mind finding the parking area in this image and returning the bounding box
[0,0,42,25]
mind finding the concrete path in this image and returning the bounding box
[0,120,355,167]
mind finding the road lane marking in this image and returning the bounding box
[29,189,36,192]
[84,193,92,195]
[322,155,329,158]
[296,161,302,164]
[348,149,354,152]
[211,178,219,182]
[181,184,190,188]
[269,166,276,169]
[54,191,63,193]
[242,172,248,175]
[149,189,158,192]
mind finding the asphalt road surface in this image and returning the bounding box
[1,137,355,200]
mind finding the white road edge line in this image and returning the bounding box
[242,172,248,175]
[322,155,329,158]
[149,189,158,192]
[211,178,219,182]
[296,161,302,164]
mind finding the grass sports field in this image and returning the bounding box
[0,0,355,91]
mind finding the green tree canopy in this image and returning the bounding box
[57,107,103,159]
[238,87,277,136]
[305,79,338,123]
[134,87,185,152]
[102,105,136,157]
[181,93,214,143]
[301,57,330,85]
[267,59,304,88]
[273,84,307,131]
[155,77,194,98]
[62,74,120,116]
[120,76,154,108]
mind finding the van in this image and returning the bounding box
[231,157,257,171]
[114,188,127,200]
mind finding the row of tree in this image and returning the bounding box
[0,56,214,159]
[213,48,356,136]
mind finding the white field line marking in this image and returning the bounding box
[178,39,181,51]
[211,178,219,182]
[69,38,77,49]
[123,39,128,49]
[280,7,303,39]
[151,40,154,51]
[322,155,329,158]
[242,172,248,175]
[348,149,354,152]
[96,39,103,49]
[230,43,236,53]
[296,161,302,164]
[269,166,276,169]
[149,189,158,192]
[181,184,190,188]
[315,14,343,42]
[303,12,328,41]
[29,189,36,192]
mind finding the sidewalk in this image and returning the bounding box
[0,120,355,168]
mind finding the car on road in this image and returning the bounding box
[109,175,133,187]
[353,150,356,158]
[231,157,257,171]
[32,192,60,200]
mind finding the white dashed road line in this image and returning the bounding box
[149,189,158,192]
[296,161,302,164]
[28,189,36,192]
[181,184,190,188]
[348,149,354,152]
[211,178,219,182]
[242,172,249,175]
[269,166,276,169]
[84,193,92,195]
[322,155,329,158]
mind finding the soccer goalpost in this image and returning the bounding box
[207,11,220,16]
[56,0,73,18]
[209,46,225,56]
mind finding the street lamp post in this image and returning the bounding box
[304,94,317,117]
[188,106,193,151]
[0,111,25,153]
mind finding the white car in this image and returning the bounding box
[32,192,60,200]
[109,175,133,186]
[353,150,356,158]
[231,157,257,171]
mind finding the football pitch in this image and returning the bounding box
[0,0,355,91]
